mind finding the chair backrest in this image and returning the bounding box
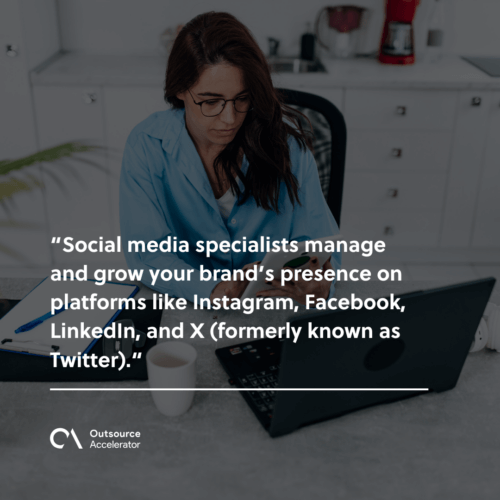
[277,88,346,228]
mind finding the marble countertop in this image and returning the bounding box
[30,52,500,90]
[2,277,500,499]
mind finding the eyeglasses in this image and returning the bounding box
[188,89,252,117]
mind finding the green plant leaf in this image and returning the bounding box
[0,177,42,200]
[0,142,100,260]
[0,220,42,229]
[0,142,100,202]
[0,142,97,176]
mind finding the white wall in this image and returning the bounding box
[453,0,500,56]
[19,0,59,70]
[56,0,498,58]
[0,0,39,159]
[56,0,381,56]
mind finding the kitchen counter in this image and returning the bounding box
[2,277,500,499]
[31,52,500,90]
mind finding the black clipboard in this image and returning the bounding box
[0,299,162,382]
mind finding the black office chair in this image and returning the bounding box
[277,88,346,228]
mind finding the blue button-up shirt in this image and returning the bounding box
[120,108,341,301]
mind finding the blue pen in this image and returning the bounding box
[15,306,67,334]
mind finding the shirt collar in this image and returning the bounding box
[138,108,182,153]
[144,108,249,174]
[161,108,186,156]
[143,108,248,212]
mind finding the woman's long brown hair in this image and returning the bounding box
[164,12,313,212]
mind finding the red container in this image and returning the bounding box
[328,6,365,33]
[379,0,420,65]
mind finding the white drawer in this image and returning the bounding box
[343,172,447,210]
[341,210,442,247]
[347,130,452,172]
[345,89,457,130]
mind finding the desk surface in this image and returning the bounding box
[1,278,499,500]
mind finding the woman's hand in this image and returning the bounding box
[210,261,261,301]
[256,256,332,306]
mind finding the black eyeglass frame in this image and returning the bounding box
[187,89,252,117]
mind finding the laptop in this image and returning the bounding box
[216,278,496,437]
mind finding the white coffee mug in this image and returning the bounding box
[146,341,197,417]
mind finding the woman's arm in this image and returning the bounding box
[289,144,342,267]
[258,142,342,303]
[119,139,221,301]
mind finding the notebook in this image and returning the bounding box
[0,299,162,382]
[0,278,138,357]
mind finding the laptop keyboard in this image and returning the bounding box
[237,366,279,413]
[215,337,284,424]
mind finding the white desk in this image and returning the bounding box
[1,277,499,499]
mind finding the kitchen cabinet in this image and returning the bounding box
[440,91,492,246]
[20,53,500,269]
[0,0,57,268]
[344,89,456,130]
[347,130,452,172]
[343,88,457,246]
[341,210,441,247]
[343,172,447,210]
[33,85,113,264]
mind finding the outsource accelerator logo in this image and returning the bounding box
[50,428,141,449]
[50,428,83,449]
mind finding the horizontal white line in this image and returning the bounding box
[50,388,429,392]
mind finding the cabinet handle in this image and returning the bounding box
[396,106,406,116]
[387,188,399,198]
[471,97,482,107]
[384,226,394,236]
[6,44,18,57]
[391,148,402,158]
[82,92,97,104]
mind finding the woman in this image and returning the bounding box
[120,12,341,304]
